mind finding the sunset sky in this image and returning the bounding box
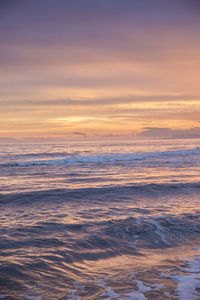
[1,0,200,140]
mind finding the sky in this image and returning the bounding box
[0,0,200,140]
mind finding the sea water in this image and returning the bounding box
[0,139,200,299]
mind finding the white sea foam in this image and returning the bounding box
[124,291,147,299]
[123,281,153,299]
[148,219,170,245]
[100,287,119,298]
[161,256,200,300]
[68,289,81,300]
[1,146,200,167]
[174,273,200,299]
[136,281,152,293]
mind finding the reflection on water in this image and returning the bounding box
[1,139,200,194]
[0,140,200,299]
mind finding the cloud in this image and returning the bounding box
[138,127,200,139]
[0,137,17,143]
[73,132,87,137]
[1,0,200,69]
[0,1,200,139]
[138,127,172,138]
[1,94,199,108]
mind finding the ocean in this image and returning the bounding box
[0,139,200,299]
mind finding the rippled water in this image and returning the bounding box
[0,139,200,299]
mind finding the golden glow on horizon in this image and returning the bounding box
[1,2,200,140]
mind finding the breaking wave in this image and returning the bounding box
[1,146,200,167]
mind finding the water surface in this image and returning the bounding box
[0,139,200,299]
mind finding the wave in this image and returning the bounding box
[1,146,200,167]
[1,212,199,299]
[2,151,72,159]
[1,213,199,260]
[1,181,200,203]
